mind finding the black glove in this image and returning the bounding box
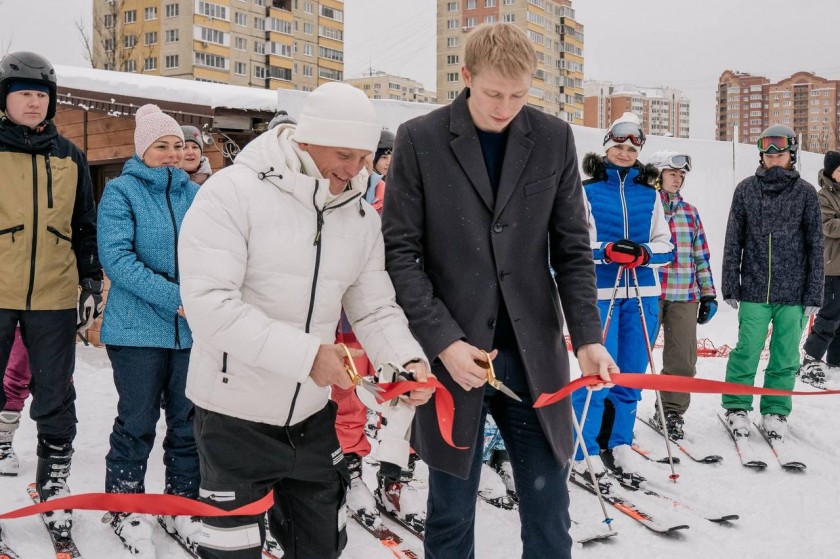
[697,295,718,325]
[77,278,104,334]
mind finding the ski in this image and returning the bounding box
[0,534,21,559]
[716,411,768,469]
[157,516,199,558]
[478,491,518,510]
[350,512,422,559]
[570,519,618,543]
[569,471,689,534]
[25,483,83,559]
[754,422,807,471]
[642,417,723,463]
[375,504,425,541]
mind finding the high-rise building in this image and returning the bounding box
[435,0,585,124]
[347,72,437,104]
[583,81,690,138]
[717,70,840,151]
[91,0,344,91]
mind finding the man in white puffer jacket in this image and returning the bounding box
[178,82,433,559]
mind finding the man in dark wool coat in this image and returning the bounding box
[382,22,616,559]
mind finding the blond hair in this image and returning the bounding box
[464,23,537,79]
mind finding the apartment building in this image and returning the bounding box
[584,81,691,138]
[717,70,840,151]
[347,72,437,104]
[436,0,585,124]
[92,0,344,91]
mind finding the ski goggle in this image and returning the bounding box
[604,122,646,148]
[660,154,692,172]
[757,136,793,153]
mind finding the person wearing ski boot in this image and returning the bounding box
[479,416,517,509]
[98,104,201,557]
[572,112,674,487]
[799,151,840,389]
[0,327,32,476]
[649,150,717,441]
[179,82,434,559]
[0,51,102,541]
[383,23,614,559]
[721,124,823,441]
[180,125,213,186]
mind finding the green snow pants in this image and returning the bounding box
[722,302,807,416]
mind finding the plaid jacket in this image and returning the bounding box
[659,191,717,302]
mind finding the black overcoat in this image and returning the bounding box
[382,89,602,478]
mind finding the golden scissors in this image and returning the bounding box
[339,343,384,396]
[477,350,522,402]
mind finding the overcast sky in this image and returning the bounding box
[2,0,839,140]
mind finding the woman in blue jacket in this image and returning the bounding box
[571,113,674,484]
[98,104,200,557]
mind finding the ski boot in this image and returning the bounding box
[601,445,647,489]
[375,457,426,537]
[0,411,20,476]
[724,409,751,437]
[478,463,517,510]
[345,452,381,528]
[653,408,685,441]
[106,512,155,558]
[35,439,73,539]
[487,448,517,504]
[798,355,827,389]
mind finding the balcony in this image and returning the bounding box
[272,0,291,11]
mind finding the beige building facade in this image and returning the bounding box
[347,73,436,104]
[92,0,344,91]
[584,81,691,138]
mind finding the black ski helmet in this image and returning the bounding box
[0,51,58,121]
[758,124,798,164]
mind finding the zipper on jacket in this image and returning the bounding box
[0,224,24,243]
[45,154,53,208]
[46,225,71,244]
[618,172,630,298]
[164,168,182,349]
[766,233,772,303]
[25,155,39,310]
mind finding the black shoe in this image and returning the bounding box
[654,409,685,441]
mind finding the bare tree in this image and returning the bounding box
[80,0,144,72]
[1,33,12,58]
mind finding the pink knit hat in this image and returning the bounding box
[134,104,184,158]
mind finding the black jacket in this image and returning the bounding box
[382,89,602,477]
[722,165,823,307]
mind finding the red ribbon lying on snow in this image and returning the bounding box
[534,372,840,408]
[0,489,274,520]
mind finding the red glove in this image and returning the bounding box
[604,239,650,269]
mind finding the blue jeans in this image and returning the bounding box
[105,345,198,497]
[571,297,659,458]
[425,348,572,559]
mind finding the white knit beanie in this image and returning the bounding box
[134,104,184,158]
[293,82,380,153]
[604,112,643,152]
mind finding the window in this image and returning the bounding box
[485,0,496,5]
[165,29,179,43]
[504,0,514,4]
[254,17,265,31]
[124,59,137,72]
[165,3,179,17]
[254,40,266,54]
[271,18,292,33]
[195,52,229,70]
[143,57,157,71]
[103,14,115,28]
[270,66,292,81]
[447,72,459,82]
[234,37,247,50]
[303,22,313,34]
[253,65,266,79]
[144,31,157,45]
[235,12,247,26]
[447,90,457,100]
[124,9,136,24]
[144,6,157,20]
[102,38,115,52]
[302,64,313,77]
[466,0,476,8]
[270,42,292,57]
[303,43,313,56]
[196,26,229,46]
[319,5,343,21]
[484,15,495,23]
[447,1,458,10]
[318,67,342,81]
[447,37,458,48]
[447,54,459,65]
[502,13,514,22]
[318,25,343,41]
[165,54,179,69]
[234,61,247,75]
[304,1,313,13]
[124,34,137,48]
[447,19,458,29]
[318,46,343,62]
[197,1,228,20]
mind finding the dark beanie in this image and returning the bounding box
[373,147,391,170]
[824,151,840,179]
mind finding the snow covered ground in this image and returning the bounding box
[1,330,839,558]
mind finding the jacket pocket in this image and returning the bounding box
[524,173,558,197]
[46,225,72,244]
[0,224,24,242]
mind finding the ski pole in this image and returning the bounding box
[570,401,614,528]
[567,265,624,482]
[629,267,679,482]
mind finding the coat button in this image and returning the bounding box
[493,223,504,233]
[488,318,496,329]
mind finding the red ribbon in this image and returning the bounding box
[375,378,467,450]
[0,490,274,520]
[534,372,840,408]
